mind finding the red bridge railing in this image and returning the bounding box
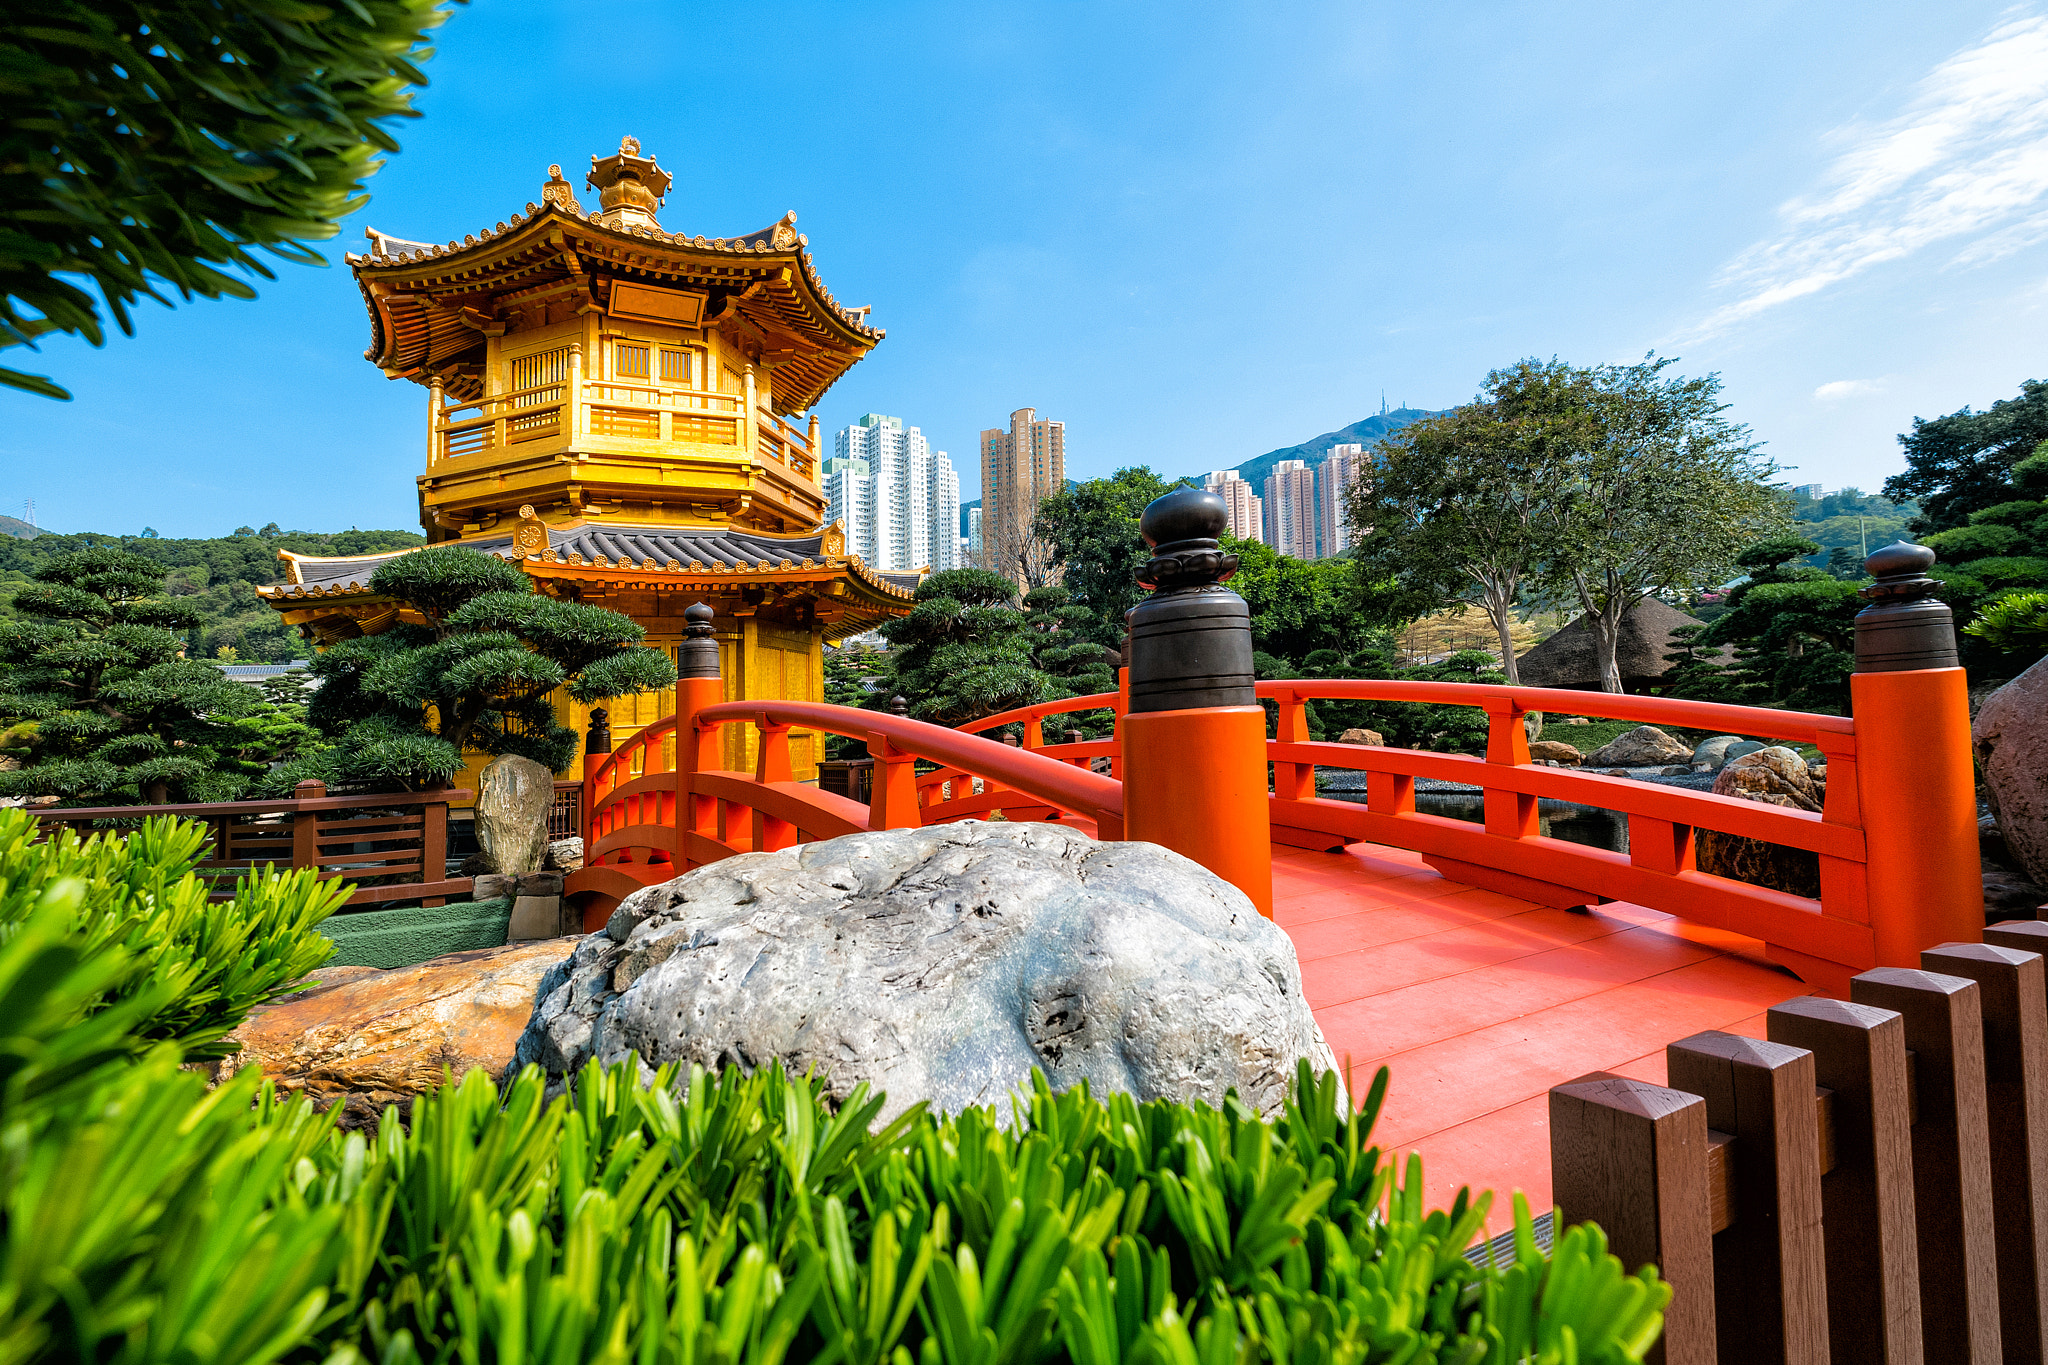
[570,670,1961,995]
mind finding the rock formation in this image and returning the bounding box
[515,822,1337,1120]
[476,753,554,875]
[227,939,575,1122]
[1975,656,2048,887]
[1337,728,1384,746]
[1696,747,1823,897]
[1584,726,1692,768]
[1528,740,1583,766]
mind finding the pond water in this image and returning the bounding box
[1325,788,1630,854]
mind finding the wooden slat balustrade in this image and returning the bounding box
[33,780,474,909]
[1550,923,2048,1365]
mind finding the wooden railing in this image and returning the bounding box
[33,781,474,908]
[1259,680,1871,993]
[1552,923,2048,1364]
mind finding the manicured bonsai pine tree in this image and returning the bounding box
[277,544,677,791]
[875,568,1053,726]
[0,546,307,804]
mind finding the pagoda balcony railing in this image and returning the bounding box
[432,382,818,470]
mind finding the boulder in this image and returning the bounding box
[1562,717,1590,726]
[476,754,553,876]
[1697,747,1823,897]
[1689,735,1745,770]
[1584,726,1692,768]
[1983,868,2048,920]
[228,939,576,1120]
[1528,740,1583,766]
[1975,656,2048,886]
[545,837,585,872]
[1722,739,1767,766]
[1338,728,1384,746]
[515,822,1337,1121]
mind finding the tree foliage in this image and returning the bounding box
[0,0,456,398]
[1031,467,1181,646]
[0,547,322,804]
[1918,442,2048,673]
[874,568,1052,727]
[1349,374,1570,683]
[1884,379,2048,534]
[1223,537,1374,667]
[281,545,675,791]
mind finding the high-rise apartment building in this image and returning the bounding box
[827,413,958,572]
[1263,459,1318,559]
[1316,444,1366,558]
[978,407,1065,580]
[1202,470,1264,542]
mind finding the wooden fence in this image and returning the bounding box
[1550,919,2048,1365]
[33,780,474,909]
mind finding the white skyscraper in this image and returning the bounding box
[829,414,959,572]
[1316,444,1366,558]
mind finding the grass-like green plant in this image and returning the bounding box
[0,816,1671,1365]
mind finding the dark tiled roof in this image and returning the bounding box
[878,571,923,593]
[555,525,824,566]
[276,524,852,595]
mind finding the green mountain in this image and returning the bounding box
[1185,408,1440,492]
[0,515,39,539]
[0,527,424,662]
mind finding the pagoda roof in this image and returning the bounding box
[347,193,881,411]
[262,521,922,617]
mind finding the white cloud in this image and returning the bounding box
[1680,12,2048,342]
[1813,379,1883,401]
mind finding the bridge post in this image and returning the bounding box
[676,602,725,868]
[1122,487,1273,916]
[1852,542,1983,966]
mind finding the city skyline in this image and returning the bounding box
[826,413,960,573]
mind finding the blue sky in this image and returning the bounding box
[6,0,2048,536]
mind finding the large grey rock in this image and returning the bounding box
[1976,656,2048,886]
[1689,735,1745,770]
[1584,725,1692,768]
[476,754,553,876]
[545,837,585,872]
[514,821,1338,1120]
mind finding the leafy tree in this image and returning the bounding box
[1023,584,1118,738]
[1350,369,1571,683]
[1224,536,1372,667]
[1535,356,1787,692]
[1964,590,2048,658]
[874,568,1051,727]
[1823,546,1861,579]
[279,546,676,791]
[1914,443,2048,674]
[822,644,887,759]
[0,547,317,804]
[1030,467,1180,645]
[1884,380,2048,533]
[1659,623,1734,701]
[1698,567,1863,712]
[1,0,455,398]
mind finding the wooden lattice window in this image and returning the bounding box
[615,342,650,380]
[659,347,693,385]
[509,347,568,406]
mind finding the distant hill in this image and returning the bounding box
[0,515,40,539]
[1184,408,1441,492]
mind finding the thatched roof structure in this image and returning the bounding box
[1515,598,1715,692]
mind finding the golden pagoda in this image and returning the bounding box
[259,137,918,786]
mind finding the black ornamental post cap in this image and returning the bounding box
[889,695,909,717]
[677,601,721,679]
[1126,487,1255,712]
[1855,541,1958,672]
[585,706,612,755]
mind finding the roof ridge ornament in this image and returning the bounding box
[587,135,670,231]
[541,165,581,214]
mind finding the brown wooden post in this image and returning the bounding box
[1853,967,2002,1365]
[1551,1073,1716,1365]
[421,795,450,906]
[1924,942,2048,1365]
[1666,1032,1830,1365]
[1767,996,1924,1365]
[290,778,325,871]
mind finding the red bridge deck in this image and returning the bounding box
[1279,841,1810,1222]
